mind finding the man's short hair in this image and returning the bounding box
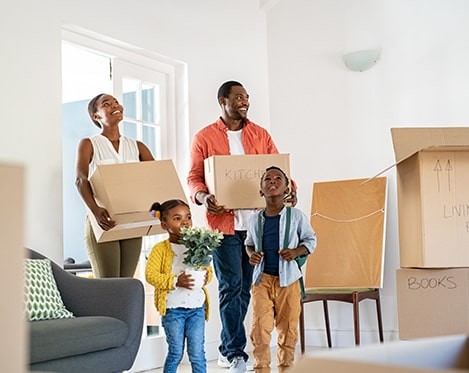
[217,81,243,100]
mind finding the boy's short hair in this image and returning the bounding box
[261,166,290,187]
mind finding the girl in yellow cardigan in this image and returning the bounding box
[145,199,213,373]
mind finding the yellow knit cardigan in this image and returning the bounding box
[145,239,213,320]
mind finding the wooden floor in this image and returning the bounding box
[137,346,326,372]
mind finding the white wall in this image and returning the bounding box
[1,0,63,263]
[0,0,270,260]
[265,0,469,345]
[1,0,269,370]
[3,0,469,368]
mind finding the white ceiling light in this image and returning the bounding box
[343,49,381,72]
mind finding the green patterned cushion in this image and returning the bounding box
[24,258,74,321]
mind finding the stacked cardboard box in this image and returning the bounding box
[391,128,469,339]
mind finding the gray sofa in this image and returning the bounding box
[27,248,144,373]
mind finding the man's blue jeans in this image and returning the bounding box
[212,231,253,362]
[161,307,206,373]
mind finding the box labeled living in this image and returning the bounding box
[204,154,290,209]
[292,334,469,373]
[396,268,469,339]
[89,160,187,242]
[391,127,469,267]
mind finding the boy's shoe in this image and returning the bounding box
[228,356,246,373]
[245,360,254,371]
[218,353,254,371]
[217,353,230,368]
[217,353,254,372]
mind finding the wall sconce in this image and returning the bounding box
[343,49,381,72]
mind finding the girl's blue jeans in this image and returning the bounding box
[161,306,206,373]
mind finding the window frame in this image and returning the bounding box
[62,25,189,169]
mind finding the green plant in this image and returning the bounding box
[179,226,224,268]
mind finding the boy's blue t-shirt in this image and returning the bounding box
[262,213,280,276]
[246,206,317,287]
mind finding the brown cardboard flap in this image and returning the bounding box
[391,127,469,163]
[306,177,387,288]
[293,359,432,373]
[292,335,469,372]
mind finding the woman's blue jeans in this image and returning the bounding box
[212,231,253,362]
[161,307,206,373]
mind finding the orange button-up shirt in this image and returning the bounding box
[187,118,279,234]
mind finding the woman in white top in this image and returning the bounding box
[75,93,154,278]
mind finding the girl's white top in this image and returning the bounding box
[166,243,206,309]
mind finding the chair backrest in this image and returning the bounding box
[26,248,59,273]
[306,177,387,289]
[25,248,77,294]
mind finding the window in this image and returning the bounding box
[61,43,171,264]
[113,59,168,160]
[62,42,112,265]
[61,30,187,263]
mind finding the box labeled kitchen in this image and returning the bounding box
[204,154,290,209]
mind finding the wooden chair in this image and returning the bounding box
[299,288,384,353]
[301,177,387,351]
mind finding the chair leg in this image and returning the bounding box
[352,292,360,345]
[376,293,384,343]
[299,301,305,354]
[322,300,332,348]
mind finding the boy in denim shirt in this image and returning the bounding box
[245,167,316,370]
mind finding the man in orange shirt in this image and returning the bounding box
[187,81,295,373]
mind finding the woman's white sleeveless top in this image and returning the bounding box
[88,134,140,177]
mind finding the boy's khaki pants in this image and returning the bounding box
[250,274,301,368]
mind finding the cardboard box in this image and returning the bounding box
[391,127,469,267]
[396,268,469,339]
[306,177,387,288]
[89,160,187,242]
[292,334,469,373]
[0,164,26,372]
[204,154,290,209]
